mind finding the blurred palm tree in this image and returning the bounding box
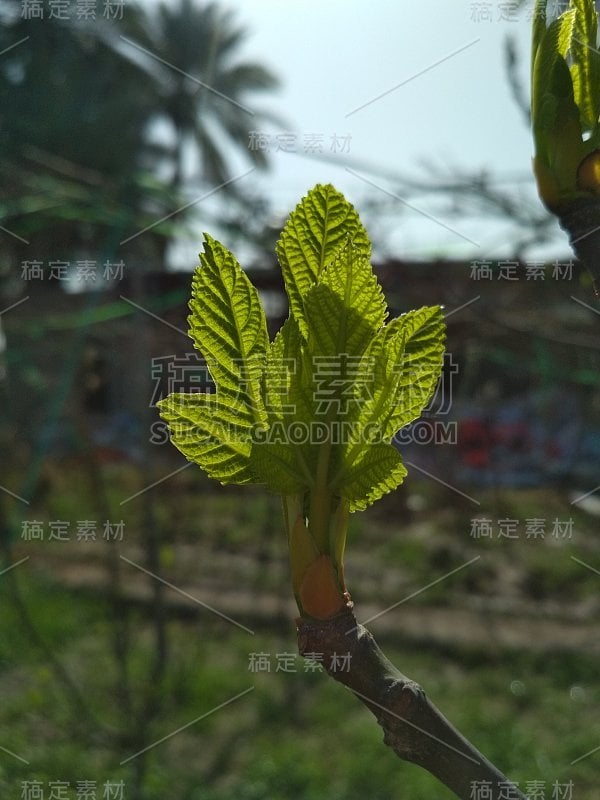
[0,1,173,261]
[131,0,280,191]
[0,0,280,267]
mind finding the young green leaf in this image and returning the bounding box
[532,9,578,164]
[531,1,600,207]
[318,239,387,349]
[340,306,444,446]
[262,315,303,422]
[380,305,446,440]
[531,0,548,78]
[157,183,447,611]
[303,283,367,363]
[157,393,257,484]
[320,239,386,324]
[249,315,314,492]
[337,443,408,512]
[188,233,269,422]
[327,306,444,509]
[276,184,370,338]
[250,438,308,495]
[571,0,600,132]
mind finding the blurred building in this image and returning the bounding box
[4,258,599,488]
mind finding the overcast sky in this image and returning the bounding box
[242,2,531,190]
[166,0,569,265]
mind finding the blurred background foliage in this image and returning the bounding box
[0,0,280,278]
[0,1,599,799]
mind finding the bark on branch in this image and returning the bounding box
[296,604,526,800]
[557,198,600,296]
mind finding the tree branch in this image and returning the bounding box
[296,604,526,800]
[557,198,600,297]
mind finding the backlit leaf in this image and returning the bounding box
[276,184,370,338]
[571,0,600,132]
[157,393,257,484]
[336,443,408,512]
[188,234,268,422]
